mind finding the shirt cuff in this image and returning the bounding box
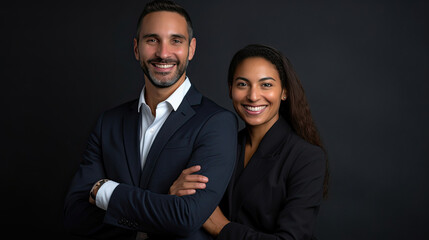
[95,180,119,210]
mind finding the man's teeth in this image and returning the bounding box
[155,64,174,68]
[245,105,266,111]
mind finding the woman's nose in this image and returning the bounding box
[247,87,260,102]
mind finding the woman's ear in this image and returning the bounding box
[281,89,287,101]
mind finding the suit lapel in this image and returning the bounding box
[231,118,291,215]
[122,100,142,186]
[139,86,201,188]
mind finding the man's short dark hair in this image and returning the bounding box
[136,0,194,43]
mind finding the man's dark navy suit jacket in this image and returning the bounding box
[64,86,238,239]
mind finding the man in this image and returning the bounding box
[64,1,237,239]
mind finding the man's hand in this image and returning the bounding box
[169,165,209,196]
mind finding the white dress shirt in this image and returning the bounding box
[95,78,191,210]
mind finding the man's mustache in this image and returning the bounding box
[148,58,179,64]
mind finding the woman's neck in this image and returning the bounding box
[243,118,278,167]
[246,126,266,148]
[245,115,278,147]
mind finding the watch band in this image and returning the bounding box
[90,179,109,201]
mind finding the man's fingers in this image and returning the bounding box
[183,182,206,190]
[177,189,196,196]
[170,165,208,197]
[184,174,209,183]
[182,165,201,175]
[170,182,206,196]
[181,166,209,182]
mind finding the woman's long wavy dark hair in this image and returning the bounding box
[227,44,329,198]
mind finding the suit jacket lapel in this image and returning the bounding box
[139,86,201,188]
[122,100,142,186]
[231,118,291,216]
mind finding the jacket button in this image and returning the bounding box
[118,218,126,225]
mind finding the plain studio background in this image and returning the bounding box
[1,0,428,239]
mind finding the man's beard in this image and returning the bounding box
[141,57,189,88]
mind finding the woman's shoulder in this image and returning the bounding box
[285,133,326,173]
[274,118,324,157]
[289,132,323,153]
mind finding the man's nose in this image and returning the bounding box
[155,42,171,59]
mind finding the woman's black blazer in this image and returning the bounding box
[217,117,326,240]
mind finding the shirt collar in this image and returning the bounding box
[138,77,191,112]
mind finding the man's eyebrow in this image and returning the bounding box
[142,33,159,39]
[141,33,187,40]
[171,34,187,40]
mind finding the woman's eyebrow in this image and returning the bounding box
[259,77,276,81]
[234,77,249,82]
[234,77,276,82]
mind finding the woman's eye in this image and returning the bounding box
[262,83,272,87]
[237,82,247,87]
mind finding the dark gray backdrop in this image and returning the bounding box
[1,0,428,239]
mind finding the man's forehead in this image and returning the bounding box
[142,11,187,27]
[140,11,188,37]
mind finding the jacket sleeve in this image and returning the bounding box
[103,110,238,237]
[217,145,326,240]
[63,113,135,239]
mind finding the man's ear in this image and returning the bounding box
[133,38,140,61]
[188,38,196,61]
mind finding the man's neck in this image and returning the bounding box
[144,75,186,116]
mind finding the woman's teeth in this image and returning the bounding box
[244,105,266,111]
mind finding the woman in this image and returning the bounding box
[170,44,329,239]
